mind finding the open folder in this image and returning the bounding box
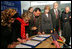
[15,44,32,48]
[36,34,51,38]
[31,37,46,41]
[23,40,40,46]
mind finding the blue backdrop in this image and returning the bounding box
[1,1,21,16]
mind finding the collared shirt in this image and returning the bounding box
[54,9,58,14]
[45,14,48,17]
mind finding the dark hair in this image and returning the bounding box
[28,7,33,11]
[33,8,41,12]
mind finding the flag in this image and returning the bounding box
[52,34,60,48]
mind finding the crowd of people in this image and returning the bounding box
[1,2,71,48]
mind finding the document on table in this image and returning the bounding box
[24,40,40,46]
[31,37,46,41]
[15,44,32,48]
[36,34,51,37]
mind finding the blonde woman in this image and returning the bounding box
[11,11,32,44]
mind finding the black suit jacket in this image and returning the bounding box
[61,12,71,23]
[61,12,71,37]
[50,9,61,29]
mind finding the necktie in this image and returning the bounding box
[55,10,58,19]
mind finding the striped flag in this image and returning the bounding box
[52,33,60,48]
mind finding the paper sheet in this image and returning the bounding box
[15,44,32,48]
[37,34,51,37]
[24,40,40,46]
[32,37,46,41]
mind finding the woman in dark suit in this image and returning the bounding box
[41,5,53,34]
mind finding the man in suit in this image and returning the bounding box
[41,5,53,34]
[61,6,71,47]
[29,8,42,36]
[69,12,71,26]
[50,2,61,34]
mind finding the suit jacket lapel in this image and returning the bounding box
[44,14,48,21]
[52,9,56,17]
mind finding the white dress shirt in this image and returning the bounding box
[54,9,58,14]
[45,14,48,17]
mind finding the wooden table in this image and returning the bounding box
[29,34,65,48]
[35,36,63,48]
[15,34,65,48]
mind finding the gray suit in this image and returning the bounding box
[41,13,53,34]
